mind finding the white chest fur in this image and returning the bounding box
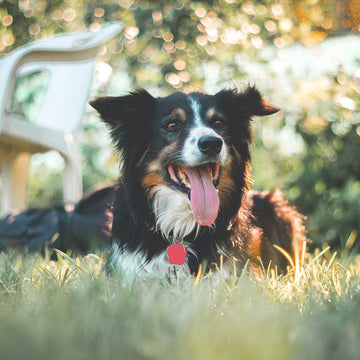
[111,243,191,281]
[111,185,204,281]
[152,185,200,241]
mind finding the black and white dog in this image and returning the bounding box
[90,87,305,278]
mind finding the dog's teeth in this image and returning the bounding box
[182,178,190,187]
[207,165,214,180]
[175,169,191,189]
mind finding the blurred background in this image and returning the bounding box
[0,0,359,251]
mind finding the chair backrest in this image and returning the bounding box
[0,22,123,133]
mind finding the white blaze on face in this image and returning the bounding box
[189,96,203,127]
[182,96,227,165]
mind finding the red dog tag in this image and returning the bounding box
[167,242,188,265]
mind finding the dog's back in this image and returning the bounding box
[246,190,306,272]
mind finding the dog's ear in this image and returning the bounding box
[216,86,280,117]
[237,86,280,116]
[90,89,155,165]
[90,89,155,127]
[215,87,279,161]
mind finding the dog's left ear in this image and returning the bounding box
[216,86,280,117]
[239,86,280,116]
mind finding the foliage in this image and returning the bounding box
[1,0,360,249]
[0,248,360,359]
[280,65,360,249]
[2,0,359,90]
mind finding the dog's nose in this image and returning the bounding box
[198,135,223,156]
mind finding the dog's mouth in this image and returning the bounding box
[168,163,221,226]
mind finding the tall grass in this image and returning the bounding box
[0,245,359,360]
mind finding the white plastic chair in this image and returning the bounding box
[0,22,123,216]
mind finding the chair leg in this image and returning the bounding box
[62,130,83,204]
[0,149,31,216]
[63,156,83,204]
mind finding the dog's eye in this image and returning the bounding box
[165,121,180,131]
[212,117,225,128]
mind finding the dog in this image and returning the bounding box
[90,86,305,278]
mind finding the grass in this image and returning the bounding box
[0,244,360,360]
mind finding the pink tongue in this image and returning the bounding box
[183,166,219,226]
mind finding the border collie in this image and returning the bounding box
[90,87,305,278]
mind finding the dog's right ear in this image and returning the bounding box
[89,89,155,128]
[90,90,155,165]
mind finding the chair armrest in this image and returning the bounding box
[7,22,123,54]
[0,22,123,128]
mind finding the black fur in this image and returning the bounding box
[90,87,304,275]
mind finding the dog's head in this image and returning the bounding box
[90,87,279,231]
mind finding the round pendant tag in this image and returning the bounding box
[167,242,188,265]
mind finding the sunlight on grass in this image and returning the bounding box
[0,245,359,359]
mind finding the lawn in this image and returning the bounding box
[0,244,359,360]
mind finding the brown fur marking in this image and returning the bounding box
[142,173,165,198]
